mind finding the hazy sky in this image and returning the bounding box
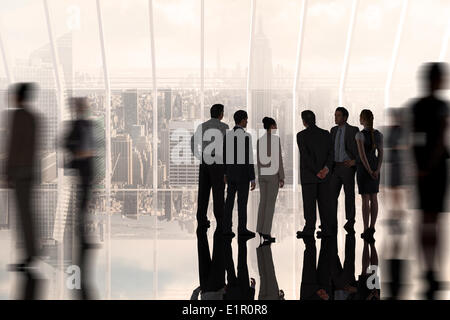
[1,0,449,81]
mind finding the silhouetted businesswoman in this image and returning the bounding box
[223,110,256,238]
[330,107,359,234]
[296,110,334,239]
[6,83,41,299]
[256,117,284,243]
[191,104,229,230]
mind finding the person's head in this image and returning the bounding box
[301,110,316,128]
[422,62,448,93]
[10,82,37,108]
[335,107,349,126]
[71,97,89,118]
[234,110,248,128]
[360,109,376,150]
[262,117,277,131]
[210,104,224,120]
[359,109,374,128]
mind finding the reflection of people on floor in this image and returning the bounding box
[223,237,255,300]
[191,227,225,300]
[299,238,329,300]
[332,234,357,300]
[356,240,380,300]
[256,242,284,300]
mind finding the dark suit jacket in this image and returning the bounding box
[224,126,255,183]
[64,119,95,169]
[330,123,359,166]
[297,125,333,184]
[7,108,39,177]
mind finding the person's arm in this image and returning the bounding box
[426,116,448,172]
[325,132,334,171]
[190,286,201,300]
[375,133,383,175]
[248,134,256,190]
[278,138,285,187]
[191,124,202,160]
[256,138,261,177]
[356,134,373,177]
[297,132,319,174]
[346,127,359,167]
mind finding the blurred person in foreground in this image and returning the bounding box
[6,83,42,299]
[411,62,449,299]
[64,97,98,299]
[383,107,409,300]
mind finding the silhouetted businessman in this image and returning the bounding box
[6,83,42,299]
[191,104,229,230]
[64,97,97,299]
[223,110,256,238]
[330,107,359,234]
[296,110,334,239]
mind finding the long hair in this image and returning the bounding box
[360,109,376,150]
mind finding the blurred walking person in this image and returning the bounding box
[64,97,97,299]
[256,117,284,243]
[6,83,42,299]
[411,62,449,299]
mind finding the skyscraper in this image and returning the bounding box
[112,134,133,185]
[122,89,139,133]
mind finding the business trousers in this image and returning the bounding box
[330,164,356,230]
[256,174,279,235]
[196,163,225,230]
[224,181,250,233]
[11,166,37,261]
[301,180,333,233]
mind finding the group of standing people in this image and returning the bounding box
[296,107,383,242]
[191,103,384,244]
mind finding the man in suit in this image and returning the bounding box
[223,110,256,238]
[296,110,334,238]
[191,104,229,231]
[330,107,359,234]
[64,97,97,299]
[6,83,42,299]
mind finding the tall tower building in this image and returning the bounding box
[168,121,198,187]
[250,17,273,131]
[112,134,133,185]
[122,89,138,133]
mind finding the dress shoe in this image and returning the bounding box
[343,221,355,234]
[361,227,375,243]
[223,231,236,238]
[238,229,256,238]
[296,230,314,239]
[316,230,335,239]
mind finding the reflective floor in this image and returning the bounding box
[1,187,450,300]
